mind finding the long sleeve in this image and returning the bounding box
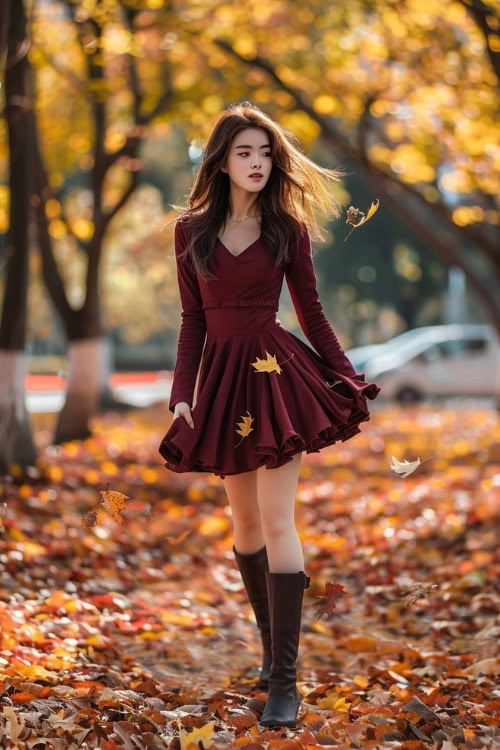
[285,223,358,379]
[168,220,207,414]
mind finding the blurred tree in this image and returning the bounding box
[31,0,173,442]
[0,3,9,65]
[0,0,37,472]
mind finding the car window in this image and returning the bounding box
[415,344,441,362]
[437,339,488,358]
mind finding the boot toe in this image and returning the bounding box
[258,687,301,728]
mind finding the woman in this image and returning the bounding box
[159,101,381,729]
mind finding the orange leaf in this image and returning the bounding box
[11,692,36,703]
[99,489,129,524]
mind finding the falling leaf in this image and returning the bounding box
[396,576,439,607]
[391,455,421,478]
[344,198,379,240]
[390,455,433,478]
[235,410,254,447]
[314,578,347,620]
[403,584,439,608]
[166,529,191,545]
[81,510,98,530]
[250,350,294,375]
[99,490,130,524]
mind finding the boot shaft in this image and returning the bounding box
[259,570,310,726]
[232,544,270,628]
[265,571,310,688]
[265,570,310,628]
[232,544,272,689]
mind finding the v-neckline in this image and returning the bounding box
[218,235,261,259]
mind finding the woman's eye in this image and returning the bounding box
[240,152,271,157]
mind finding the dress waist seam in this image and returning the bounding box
[202,297,279,309]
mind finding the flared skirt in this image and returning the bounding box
[159,321,380,479]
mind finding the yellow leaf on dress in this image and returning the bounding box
[251,350,294,375]
[235,410,254,447]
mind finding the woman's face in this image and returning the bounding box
[221,127,272,192]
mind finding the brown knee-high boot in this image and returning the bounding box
[232,544,272,690]
[258,570,310,728]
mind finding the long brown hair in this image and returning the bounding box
[168,101,348,281]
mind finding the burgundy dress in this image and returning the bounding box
[159,219,381,479]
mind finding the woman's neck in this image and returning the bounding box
[226,197,260,222]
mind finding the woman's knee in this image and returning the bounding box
[232,514,263,538]
[223,470,261,527]
[259,516,296,539]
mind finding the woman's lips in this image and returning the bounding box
[249,175,263,180]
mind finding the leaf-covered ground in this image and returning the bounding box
[1,403,499,749]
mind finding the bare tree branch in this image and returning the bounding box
[31,43,86,92]
[33,143,75,323]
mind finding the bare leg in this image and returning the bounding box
[256,453,304,572]
[224,468,272,689]
[223,469,265,554]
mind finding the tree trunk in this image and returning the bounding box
[0,351,35,471]
[0,1,11,66]
[0,0,37,472]
[54,335,126,443]
[97,336,134,413]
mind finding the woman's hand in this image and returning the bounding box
[173,402,195,428]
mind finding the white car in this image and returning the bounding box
[346,324,500,403]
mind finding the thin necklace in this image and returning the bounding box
[227,213,261,227]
